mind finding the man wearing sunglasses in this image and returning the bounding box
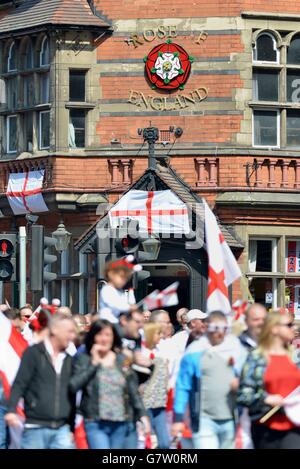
[173,311,247,449]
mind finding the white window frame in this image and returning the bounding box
[252,109,280,149]
[39,110,50,150]
[40,36,50,67]
[252,32,280,65]
[8,41,17,72]
[6,114,17,154]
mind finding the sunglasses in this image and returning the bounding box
[279,322,294,329]
[207,323,228,333]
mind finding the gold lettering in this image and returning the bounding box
[157,26,167,39]
[195,31,208,45]
[140,92,150,108]
[162,97,175,111]
[150,97,163,111]
[181,93,196,105]
[193,87,208,101]
[174,95,187,109]
[128,90,141,105]
[143,29,156,42]
[168,25,177,38]
[129,34,144,48]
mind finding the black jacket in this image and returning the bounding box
[69,352,146,422]
[8,342,75,429]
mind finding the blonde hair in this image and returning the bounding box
[258,311,292,356]
[144,322,161,350]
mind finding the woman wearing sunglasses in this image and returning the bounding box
[237,311,300,449]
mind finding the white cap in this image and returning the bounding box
[186,309,208,322]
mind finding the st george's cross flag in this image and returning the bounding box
[6,170,48,215]
[0,310,28,448]
[109,190,189,234]
[204,201,241,314]
[142,282,179,310]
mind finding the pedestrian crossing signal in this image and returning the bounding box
[0,234,17,282]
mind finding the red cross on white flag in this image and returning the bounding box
[204,201,241,314]
[6,170,49,215]
[109,190,189,234]
[143,282,179,310]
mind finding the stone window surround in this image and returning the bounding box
[235,224,300,308]
[250,27,300,150]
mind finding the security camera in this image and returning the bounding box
[174,127,183,138]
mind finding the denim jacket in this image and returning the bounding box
[237,348,300,421]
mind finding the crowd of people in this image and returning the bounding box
[1,257,300,450]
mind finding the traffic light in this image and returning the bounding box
[115,219,139,256]
[30,225,57,291]
[0,234,17,282]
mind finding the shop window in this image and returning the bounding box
[69,70,86,102]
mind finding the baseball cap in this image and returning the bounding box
[186,309,208,322]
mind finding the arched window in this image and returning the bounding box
[253,33,279,63]
[25,40,34,69]
[287,35,300,65]
[40,36,50,67]
[8,41,17,72]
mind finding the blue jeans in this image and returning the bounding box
[21,424,74,449]
[84,420,127,449]
[0,406,8,449]
[192,416,235,449]
[124,421,138,449]
[147,408,170,449]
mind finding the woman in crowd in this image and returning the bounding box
[237,311,300,449]
[69,319,149,449]
[141,322,170,449]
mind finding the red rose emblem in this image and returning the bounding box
[144,40,193,90]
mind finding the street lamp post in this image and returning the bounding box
[52,221,71,252]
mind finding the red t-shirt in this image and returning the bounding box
[264,354,300,431]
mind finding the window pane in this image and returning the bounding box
[286,279,300,319]
[70,109,85,148]
[23,76,34,107]
[249,277,276,309]
[249,239,273,272]
[8,42,17,71]
[287,70,300,103]
[253,70,279,101]
[40,111,50,149]
[40,37,49,66]
[6,77,18,110]
[69,70,86,101]
[24,112,33,152]
[40,73,49,104]
[287,37,300,65]
[253,110,278,146]
[25,42,34,69]
[286,240,300,273]
[7,116,17,152]
[254,34,277,62]
[287,110,300,147]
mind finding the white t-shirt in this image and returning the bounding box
[99,284,131,323]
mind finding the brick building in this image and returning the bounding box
[1,0,300,314]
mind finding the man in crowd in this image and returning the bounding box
[173,311,247,449]
[5,313,76,449]
[185,309,208,348]
[238,303,267,351]
[175,308,188,333]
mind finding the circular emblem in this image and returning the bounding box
[144,40,193,90]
